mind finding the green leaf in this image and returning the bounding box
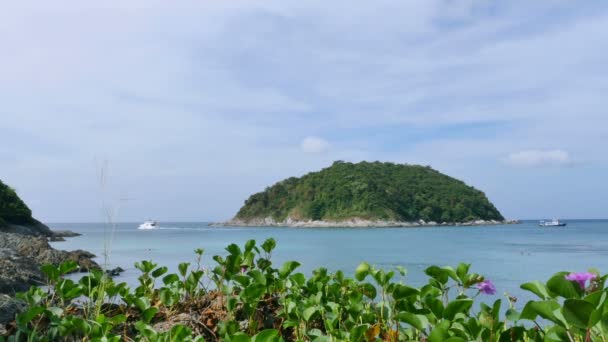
[261,238,276,254]
[233,274,251,287]
[563,299,600,329]
[424,296,444,318]
[16,306,45,327]
[303,306,318,321]
[178,262,190,277]
[243,284,266,300]
[428,325,448,342]
[441,266,459,282]
[520,281,551,300]
[444,338,466,342]
[232,332,252,342]
[395,312,426,331]
[443,299,473,320]
[312,336,331,342]
[392,284,419,300]
[72,317,91,334]
[491,299,502,321]
[547,272,582,299]
[41,264,60,282]
[45,307,63,317]
[355,262,371,281]
[358,283,377,299]
[135,321,158,340]
[499,327,526,342]
[583,289,605,306]
[248,270,266,285]
[162,273,179,285]
[59,261,79,275]
[151,266,168,278]
[109,314,127,324]
[520,300,566,327]
[142,307,158,323]
[135,297,151,311]
[170,324,193,340]
[279,261,301,279]
[252,328,279,342]
[350,324,369,342]
[159,288,175,307]
[425,266,451,285]
[456,263,470,282]
[543,325,570,342]
[226,243,242,256]
[244,239,256,252]
[290,273,306,286]
[307,328,323,337]
[505,308,520,322]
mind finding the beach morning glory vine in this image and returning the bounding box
[476,279,496,295]
[565,271,597,289]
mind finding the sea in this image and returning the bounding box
[49,220,608,304]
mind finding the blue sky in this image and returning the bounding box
[1,1,607,222]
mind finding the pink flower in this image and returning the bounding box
[476,279,496,295]
[565,272,597,289]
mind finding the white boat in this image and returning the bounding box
[138,220,158,230]
[539,219,567,227]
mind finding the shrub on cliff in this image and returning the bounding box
[0,180,35,227]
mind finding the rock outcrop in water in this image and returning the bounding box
[223,161,510,227]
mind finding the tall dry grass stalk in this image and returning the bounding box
[98,160,119,270]
[91,160,122,317]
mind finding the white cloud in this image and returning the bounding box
[301,136,330,153]
[504,150,573,168]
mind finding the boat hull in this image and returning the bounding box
[138,222,158,230]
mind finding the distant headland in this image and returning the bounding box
[0,179,98,295]
[219,161,518,227]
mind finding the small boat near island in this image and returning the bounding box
[138,220,158,230]
[539,219,567,227]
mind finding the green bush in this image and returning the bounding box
[0,180,35,226]
[4,239,606,341]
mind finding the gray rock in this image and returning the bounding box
[0,248,42,294]
[105,267,125,277]
[216,217,522,228]
[51,230,81,238]
[1,221,53,237]
[0,294,26,325]
[0,232,99,295]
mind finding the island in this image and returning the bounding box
[222,161,516,227]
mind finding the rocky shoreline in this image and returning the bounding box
[0,222,99,333]
[215,217,521,228]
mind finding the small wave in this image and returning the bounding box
[139,226,250,232]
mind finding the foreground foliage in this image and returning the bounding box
[3,239,607,341]
[235,161,504,223]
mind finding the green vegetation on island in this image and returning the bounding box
[235,161,504,224]
[0,179,35,227]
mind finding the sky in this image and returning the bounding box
[1,1,607,222]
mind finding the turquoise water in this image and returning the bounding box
[49,220,608,303]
